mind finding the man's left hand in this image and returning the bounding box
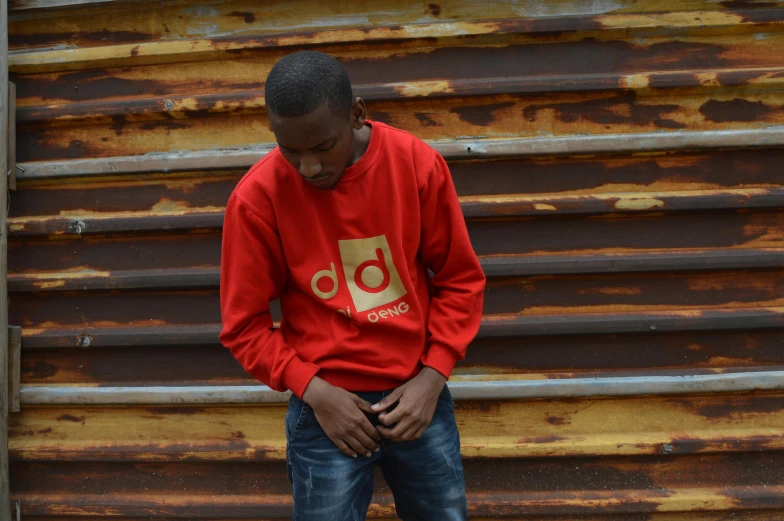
[371,366,447,442]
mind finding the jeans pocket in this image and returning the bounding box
[286,396,311,443]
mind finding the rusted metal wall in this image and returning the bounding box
[7,0,784,518]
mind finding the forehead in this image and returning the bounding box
[269,103,347,149]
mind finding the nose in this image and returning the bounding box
[299,155,322,178]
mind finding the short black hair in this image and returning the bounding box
[265,51,353,118]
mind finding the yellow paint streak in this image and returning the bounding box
[619,74,650,89]
[393,80,454,97]
[8,223,24,231]
[600,11,744,29]
[33,280,65,289]
[533,204,557,211]
[654,488,741,512]
[587,287,643,296]
[614,198,665,210]
[12,267,111,280]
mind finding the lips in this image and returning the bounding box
[307,174,334,188]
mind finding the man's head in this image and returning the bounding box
[265,51,367,189]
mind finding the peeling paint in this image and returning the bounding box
[614,198,665,210]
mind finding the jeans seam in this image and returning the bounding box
[288,399,310,443]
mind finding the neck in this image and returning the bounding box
[348,124,371,167]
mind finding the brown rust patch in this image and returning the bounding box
[450,102,515,126]
[414,112,439,127]
[229,11,256,23]
[13,70,170,103]
[523,92,685,129]
[428,3,441,16]
[19,138,90,162]
[696,395,784,419]
[699,98,776,123]
[720,1,777,8]
[130,45,140,57]
[546,415,570,426]
[57,414,86,423]
[231,431,246,440]
[24,360,58,379]
[110,114,126,136]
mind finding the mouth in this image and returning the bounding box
[307,174,335,188]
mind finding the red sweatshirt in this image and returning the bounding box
[219,121,485,398]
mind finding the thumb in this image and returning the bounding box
[371,389,402,412]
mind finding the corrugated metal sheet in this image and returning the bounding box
[7,0,784,518]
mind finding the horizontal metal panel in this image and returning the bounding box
[18,371,784,405]
[11,393,784,461]
[13,127,784,179]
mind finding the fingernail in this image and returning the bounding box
[371,404,379,410]
[374,448,380,453]
[366,452,372,457]
[352,454,357,458]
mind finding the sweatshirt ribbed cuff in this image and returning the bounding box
[421,343,458,380]
[281,358,321,399]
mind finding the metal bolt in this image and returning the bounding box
[77,334,92,347]
[164,99,175,111]
[661,443,674,454]
[68,219,86,235]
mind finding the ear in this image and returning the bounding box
[351,97,367,129]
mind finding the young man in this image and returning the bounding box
[220,51,485,520]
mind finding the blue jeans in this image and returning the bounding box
[286,385,467,521]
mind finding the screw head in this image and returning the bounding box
[68,219,86,235]
[164,99,175,111]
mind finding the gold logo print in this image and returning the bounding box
[337,235,407,313]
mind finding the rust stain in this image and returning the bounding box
[699,98,776,123]
[57,414,86,423]
[414,112,439,127]
[720,1,777,7]
[523,92,685,129]
[229,11,256,24]
[451,102,515,126]
[428,4,441,16]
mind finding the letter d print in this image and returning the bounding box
[338,235,407,312]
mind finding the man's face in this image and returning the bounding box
[269,102,356,190]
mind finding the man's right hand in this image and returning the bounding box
[301,376,381,458]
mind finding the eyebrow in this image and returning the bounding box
[280,138,334,151]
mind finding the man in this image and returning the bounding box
[220,50,485,521]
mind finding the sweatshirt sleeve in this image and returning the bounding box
[219,193,320,398]
[418,153,486,379]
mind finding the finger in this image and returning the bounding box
[358,415,382,443]
[352,416,380,452]
[345,434,374,458]
[371,390,402,412]
[378,404,407,426]
[404,424,426,442]
[335,439,358,458]
[378,419,412,441]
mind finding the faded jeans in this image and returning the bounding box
[286,385,467,521]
